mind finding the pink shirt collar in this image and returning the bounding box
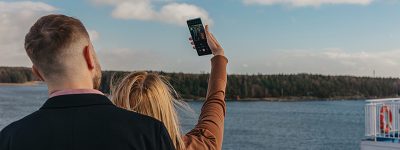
[49,89,104,98]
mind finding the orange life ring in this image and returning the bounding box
[380,105,393,133]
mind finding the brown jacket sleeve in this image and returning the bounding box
[183,55,228,150]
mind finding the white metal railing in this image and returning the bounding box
[365,98,400,142]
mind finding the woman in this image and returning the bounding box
[111,25,227,150]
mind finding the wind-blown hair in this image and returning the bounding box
[110,71,189,150]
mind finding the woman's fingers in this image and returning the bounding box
[208,33,219,48]
[204,25,224,56]
[205,25,216,46]
[189,37,193,43]
[210,33,217,43]
[189,37,195,49]
[205,25,212,40]
[205,25,210,35]
[205,25,219,46]
[210,33,221,47]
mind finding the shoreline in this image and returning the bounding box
[0,82,390,101]
[0,81,42,86]
[185,96,386,102]
[185,98,367,102]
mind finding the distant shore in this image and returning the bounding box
[0,81,42,86]
[2,66,400,101]
[186,96,375,102]
[0,81,389,101]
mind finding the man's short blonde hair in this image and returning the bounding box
[24,14,90,77]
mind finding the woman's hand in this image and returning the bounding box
[189,25,224,56]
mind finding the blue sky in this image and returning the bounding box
[1,0,400,76]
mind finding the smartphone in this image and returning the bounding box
[187,18,212,56]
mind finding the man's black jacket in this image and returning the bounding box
[0,94,175,150]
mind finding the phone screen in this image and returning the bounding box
[187,18,212,56]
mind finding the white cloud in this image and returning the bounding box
[0,1,57,67]
[97,47,400,77]
[243,0,374,7]
[111,0,156,21]
[0,1,56,12]
[158,3,211,25]
[91,0,212,26]
[233,49,400,77]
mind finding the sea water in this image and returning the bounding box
[0,85,364,150]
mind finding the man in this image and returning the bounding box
[0,14,175,150]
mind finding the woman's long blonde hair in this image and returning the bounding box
[110,71,187,150]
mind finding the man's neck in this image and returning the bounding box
[47,82,94,95]
[49,89,103,98]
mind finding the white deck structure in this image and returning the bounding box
[361,98,400,150]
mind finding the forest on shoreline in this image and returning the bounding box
[1,66,400,100]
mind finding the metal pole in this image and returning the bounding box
[374,104,377,142]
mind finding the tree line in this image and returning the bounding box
[0,67,35,83]
[1,67,400,100]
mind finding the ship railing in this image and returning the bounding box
[365,98,400,142]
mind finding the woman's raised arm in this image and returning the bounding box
[184,25,228,150]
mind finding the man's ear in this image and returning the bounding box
[32,65,44,81]
[83,45,95,70]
